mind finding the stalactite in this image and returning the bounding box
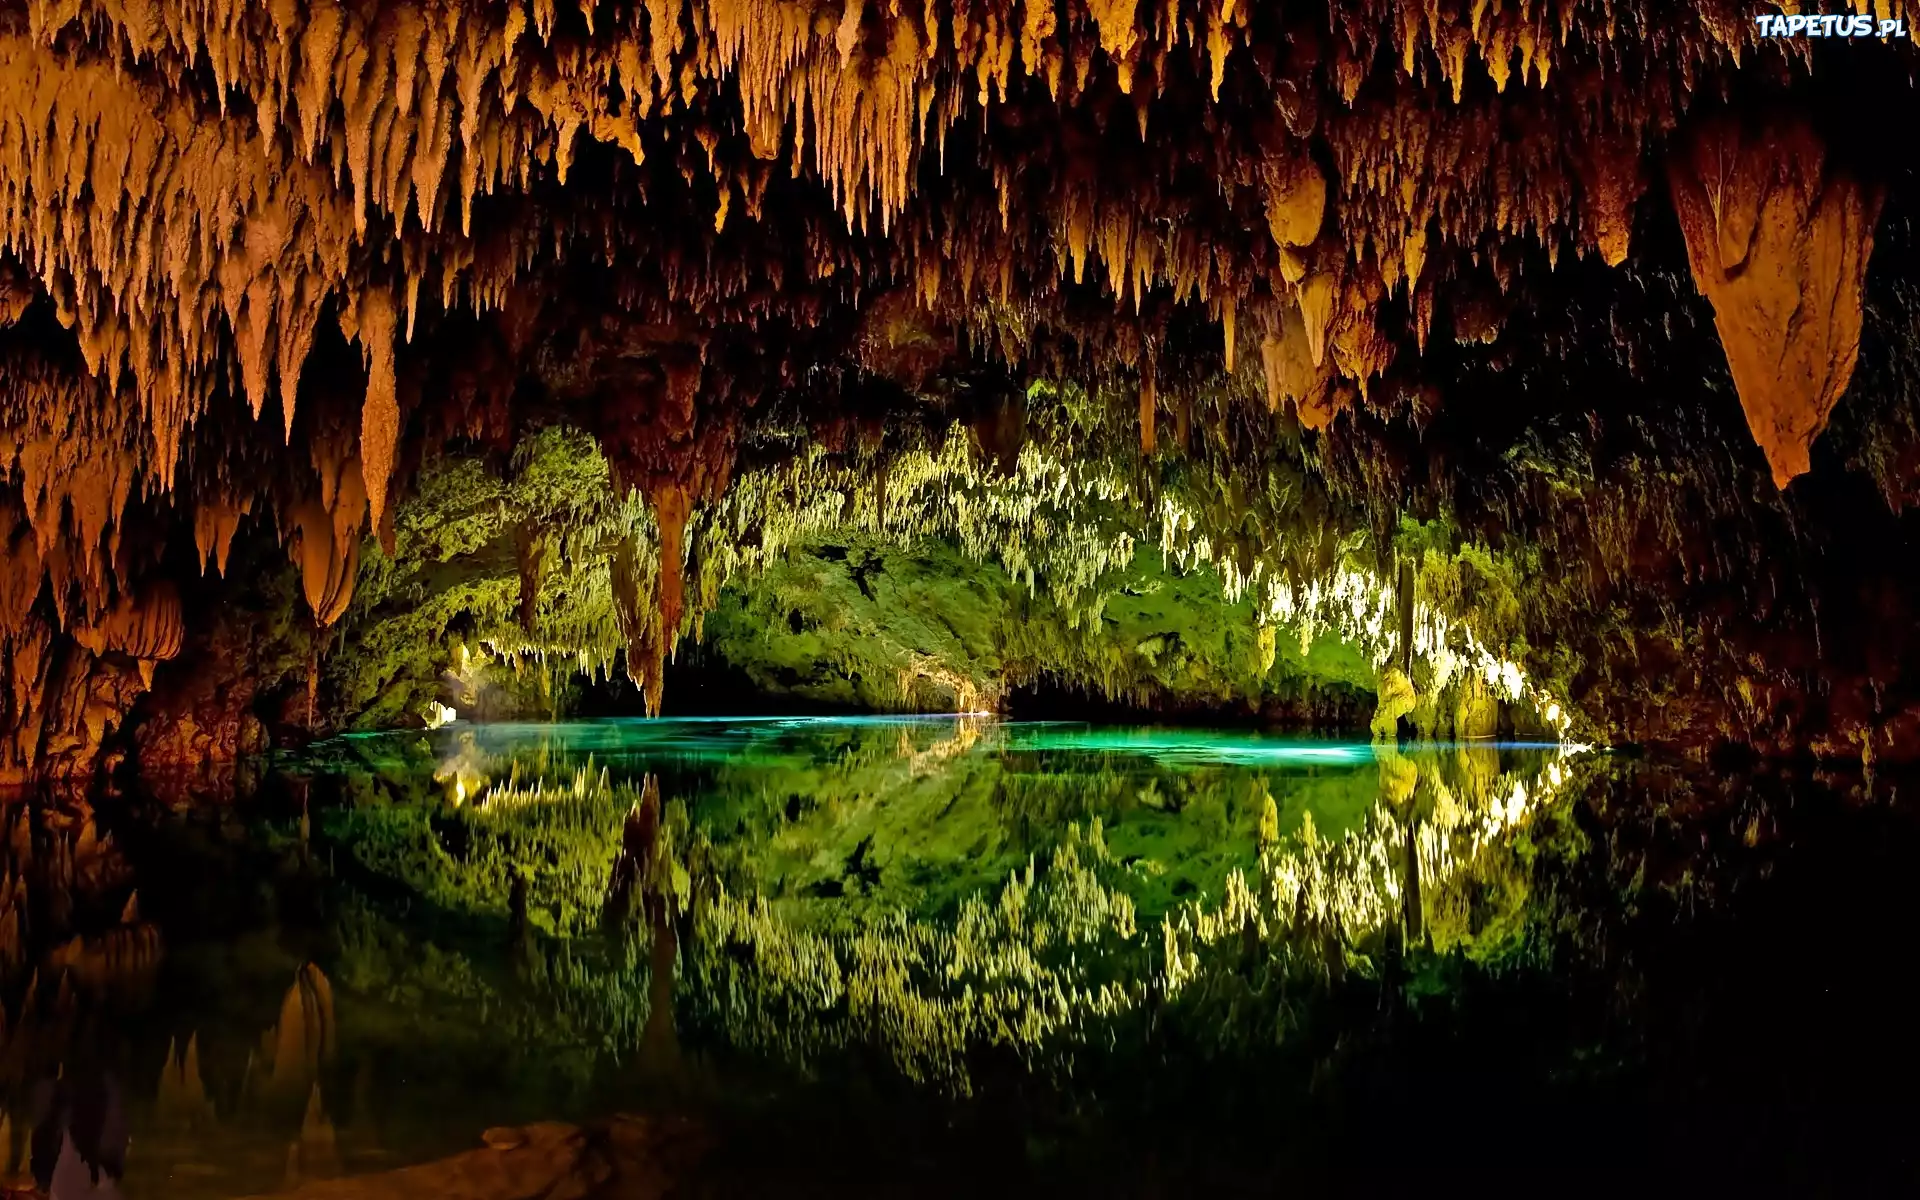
[288,436,369,628]
[650,481,692,716]
[0,0,1906,775]
[1669,117,1884,488]
[71,584,185,664]
[0,0,1874,584]
[1138,368,1156,454]
[348,290,403,542]
[193,495,252,576]
[610,530,664,718]
[1260,300,1340,428]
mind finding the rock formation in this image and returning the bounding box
[0,0,1909,770]
[1669,116,1884,488]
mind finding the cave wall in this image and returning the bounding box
[0,2,1917,775]
[694,537,1381,724]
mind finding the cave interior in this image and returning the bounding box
[0,2,1915,771]
[5,2,1920,1194]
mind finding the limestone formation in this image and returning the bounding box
[1669,117,1884,488]
[0,0,1907,772]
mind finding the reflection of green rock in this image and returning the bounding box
[1452,742,1503,805]
[294,718,1589,1100]
[1376,746,1418,805]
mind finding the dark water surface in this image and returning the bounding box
[3,718,1917,1195]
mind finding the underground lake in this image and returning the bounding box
[3,719,1917,1194]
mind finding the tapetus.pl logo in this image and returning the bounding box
[1752,11,1908,38]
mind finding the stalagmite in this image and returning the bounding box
[1669,118,1883,489]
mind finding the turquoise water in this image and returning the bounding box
[3,720,1912,1193]
[316,716,1568,924]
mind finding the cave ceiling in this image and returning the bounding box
[1,0,1918,775]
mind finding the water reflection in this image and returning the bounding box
[307,720,1583,1094]
[0,723,1909,1192]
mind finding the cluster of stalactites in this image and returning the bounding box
[29,0,1908,234]
[0,518,186,784]
[0,338,195,780]
[0,0,1906,661]
[0,14,536,630]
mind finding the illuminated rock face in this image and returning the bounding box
[1669,119,1884,489]
[0,0,1911,774]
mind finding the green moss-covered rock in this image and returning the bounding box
[699,536,1378,723]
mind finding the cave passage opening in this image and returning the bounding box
[287,404,1572,746]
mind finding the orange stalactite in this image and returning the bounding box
[1668,118,1884,490]
[348,289,404,544]
[193,494,253,577]
[71,583,186,663]
[289,433,369,628]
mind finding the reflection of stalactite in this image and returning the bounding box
[43,924,163,995]
[1376,745,1418,806]
[596,773,685,1081]
[284,1083,342,1188]
[603,777,661,932]
[0,1110,16,1185]
[155,1034,216,1131]
[1401,820,1423,947]
[656,746,1582,1090]
[263,965,337,1103]
[636,899,682,1084]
